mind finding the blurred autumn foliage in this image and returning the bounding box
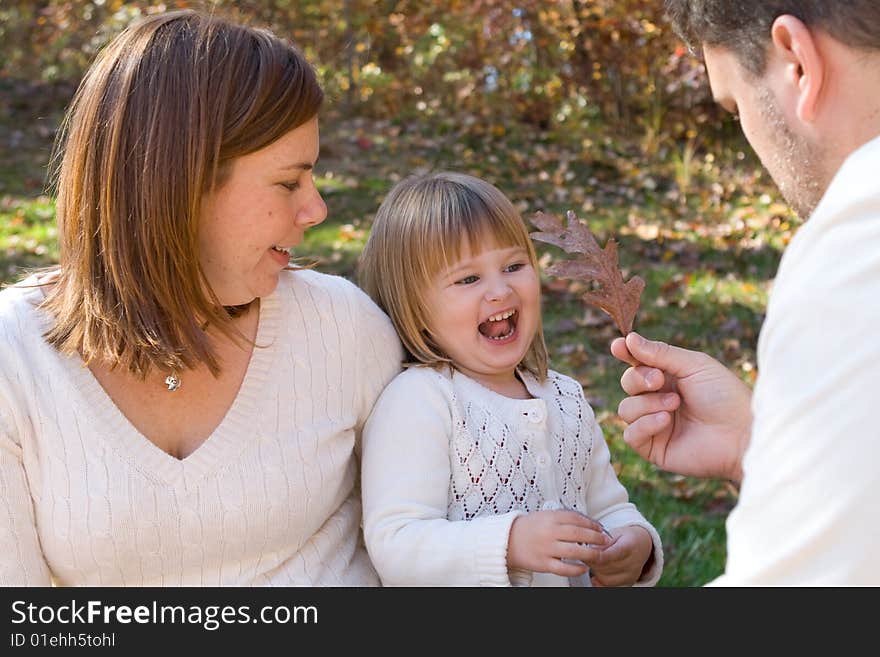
[1,0,716,136]
[1,0,803,586]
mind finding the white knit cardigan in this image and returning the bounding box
[362,366,663,586]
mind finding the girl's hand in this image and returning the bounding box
[589,525,653,587]
[507,510,611,577]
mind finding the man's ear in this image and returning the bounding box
[770,15,825,123]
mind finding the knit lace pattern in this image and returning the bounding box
[443,370,596,522]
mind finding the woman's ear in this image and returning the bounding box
[770,14,825,124]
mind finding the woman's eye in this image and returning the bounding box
[280,181,300,192]
[505,262,525,273]
[456,275,479,285]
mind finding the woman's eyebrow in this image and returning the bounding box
[277,162,314,172]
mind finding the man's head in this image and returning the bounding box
[665,1,880,218]
[665,1,880,76]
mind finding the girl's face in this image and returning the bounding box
[198,117,327,306]
[424,236,541,391]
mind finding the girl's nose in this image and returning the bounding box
[485,278,512,302]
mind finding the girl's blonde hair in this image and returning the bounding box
[359,171,548,380]
[40,9,323,378]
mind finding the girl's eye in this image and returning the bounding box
[455,275,479,285]
[505,262,525,273]
[280,181,300,192]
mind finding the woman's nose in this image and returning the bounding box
[297,187,328,228]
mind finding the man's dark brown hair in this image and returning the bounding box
[665,0,880,74]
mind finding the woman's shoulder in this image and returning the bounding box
[274,269,402,364]
[0,275,47,331]
[280,267,354,292]
[277,269,387,317]
[0,276,54,380]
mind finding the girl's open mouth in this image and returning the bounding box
[478,309,518,341]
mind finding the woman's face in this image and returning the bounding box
[198,117,327,305]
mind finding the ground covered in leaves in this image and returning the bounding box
[0,81,798,586]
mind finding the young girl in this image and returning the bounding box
[358,172,663,587]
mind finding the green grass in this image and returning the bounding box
[0,194,58,280]
[0,101,797,586]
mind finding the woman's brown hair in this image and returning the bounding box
[358,171,549,381]
[41,9,323,377]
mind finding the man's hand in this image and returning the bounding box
[507,510,611,577]
[611,332,753,482]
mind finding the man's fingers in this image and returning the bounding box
[618,392,679,423]
[620,366,667,396]
[624,332,706,378]
[622,412,671,450]
[610,336,638,367]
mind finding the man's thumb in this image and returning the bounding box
[624,332,703,378]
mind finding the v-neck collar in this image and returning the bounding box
[60,291,280,493]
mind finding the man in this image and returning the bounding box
[612,1,880,584]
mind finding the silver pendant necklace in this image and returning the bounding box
[161,301,252,392]
[165,372,181,392]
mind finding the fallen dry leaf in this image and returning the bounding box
[531,210,645,335]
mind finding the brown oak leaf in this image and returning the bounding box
[531,210,645,335]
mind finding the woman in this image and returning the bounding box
[0,10,402,585]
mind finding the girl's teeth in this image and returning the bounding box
[488,325,515,340]
[488,310,516,322]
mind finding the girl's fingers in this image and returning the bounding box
[558,524,612,547]
[544,558,589,578]
[555,511,606,544]
[556,541,604,565]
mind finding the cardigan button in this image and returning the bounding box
[526,408,544,423]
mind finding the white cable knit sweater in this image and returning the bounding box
[0,269,403,586]
[361,366,663,586]
[713,135,880,585]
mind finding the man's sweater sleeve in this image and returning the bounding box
[361,369,523,586]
